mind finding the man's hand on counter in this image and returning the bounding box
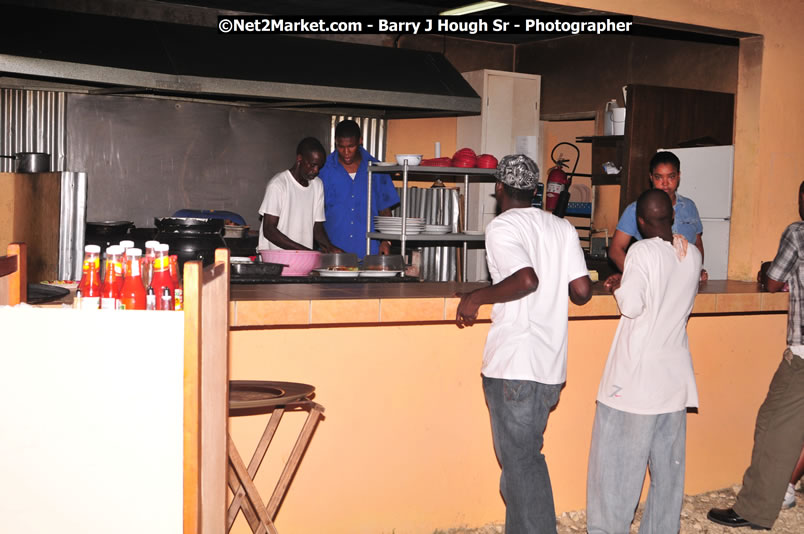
[603,273,622,294]
[455,291,480,329]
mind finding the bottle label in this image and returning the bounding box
[82,296,100,310]
[83,257,100,271]
[100,297,118,310]
[174,288,183,311]
[154,256,170,272]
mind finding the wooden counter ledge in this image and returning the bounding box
[229,279,789,328]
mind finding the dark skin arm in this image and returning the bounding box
[758,262,786,293]
[313,222,343,253]
[608,229,632,273]
[261,215,309,251]
[569,274,593,305]
[456,267,539,328]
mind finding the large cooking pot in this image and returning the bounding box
[0,152,50,173]
[85,221,135,251]
[154,217,227,270]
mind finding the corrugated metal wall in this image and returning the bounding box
[0,89,67,171]
[330,115,386,160]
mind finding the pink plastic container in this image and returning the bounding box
[259,249,321,276]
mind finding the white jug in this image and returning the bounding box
[611,107,626,135]
[604,100,618,136]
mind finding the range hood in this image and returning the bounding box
[0,5,480,118]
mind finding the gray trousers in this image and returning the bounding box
[734,349,804,528]
[586,402,687,534]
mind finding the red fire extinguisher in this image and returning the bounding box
[544,142,580,215]
[545,160,569,212]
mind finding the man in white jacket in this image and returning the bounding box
[586,189,702,534]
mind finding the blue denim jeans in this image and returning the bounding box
[482,376,562,534]
[586,402,687,534]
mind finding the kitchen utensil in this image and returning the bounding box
[395,154,423,166]
[153,217,226,269]
[312,268,360,278]
[420,157,452,167]
[230,261,284,277]
[476,154,498,169]
[319,253,359,270]
[223,224,249,238]
[358,270,402,278]
[452,147,477,168]
[259,249,321,276]
[363,254,405,272]
[0,152,50,173]
[85,221,135,251]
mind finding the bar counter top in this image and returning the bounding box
[229,279,789,328]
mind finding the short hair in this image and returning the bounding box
[636,189,673,222]
[296,137,325,157]
[334,119,361,140]
[501,182,535,203]
[649,151,681,174]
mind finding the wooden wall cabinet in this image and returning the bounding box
[619,85,734,212]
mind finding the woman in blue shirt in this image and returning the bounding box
[608,151,707,280]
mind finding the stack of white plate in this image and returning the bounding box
[422,224,452,235]
[373,216,425,235]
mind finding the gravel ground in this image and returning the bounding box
[433,484,804,533]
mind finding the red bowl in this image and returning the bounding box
[453,148,477,159]
[477,154,498,169]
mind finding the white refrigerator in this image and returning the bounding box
[660,145,734,280]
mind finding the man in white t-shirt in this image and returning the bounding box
[456,154,592,534]
[586,189,702,534]
[258,137,341,252]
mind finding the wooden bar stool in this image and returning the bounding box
[227,380,325,534]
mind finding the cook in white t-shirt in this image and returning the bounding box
[258,137,341,253]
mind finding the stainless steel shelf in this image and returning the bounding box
[369,164,498,177]
[367,161,493,281]
[368,232,485,242]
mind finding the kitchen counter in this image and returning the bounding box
[229,279,788,328]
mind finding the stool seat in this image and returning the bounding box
[229,380,315,415]
[227,380,324,534]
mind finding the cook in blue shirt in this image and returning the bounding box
[609,151,707,280]
[319,120,400,260]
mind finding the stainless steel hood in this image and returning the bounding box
[0,5,480,118]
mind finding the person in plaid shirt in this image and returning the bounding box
[708,180,804,530]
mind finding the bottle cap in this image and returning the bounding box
[147,286,155,295]
[144,240,160,249]
[119,240,134,249]
[156,243,170,253]
[162,287,171,296]
[84,244,101,253]
[127,248,142,257]
[106,245,124,255]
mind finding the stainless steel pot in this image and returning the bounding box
[0,152,51,173]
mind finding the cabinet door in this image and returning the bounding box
[485,73,541,162]
[457,70,541,281]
